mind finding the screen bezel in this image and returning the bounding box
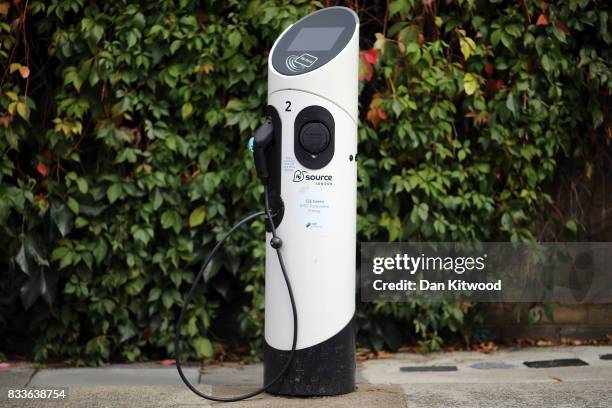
[271,7,358,76]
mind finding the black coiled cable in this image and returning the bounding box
[175,185,297,402]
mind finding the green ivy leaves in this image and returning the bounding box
[192,337,213,359]
[360,0,610,351]
[463,73,478,95]
[189,206,207,228]
[161,210,182,234]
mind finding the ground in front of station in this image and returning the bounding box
[1,346,611,407]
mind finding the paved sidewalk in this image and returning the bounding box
[362,346,612,407]
[1,346,611,407]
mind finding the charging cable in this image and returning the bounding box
[175,185,297,402]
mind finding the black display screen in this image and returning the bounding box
[287,27,345,51]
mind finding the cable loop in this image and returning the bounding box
[175,186,297,402]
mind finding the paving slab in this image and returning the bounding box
[200,364,263,386]
[366,345,612,367]
[28,366,199,387]
[402,381,612,408]
[208,384,406,408]
[361,345,612,384]
[29,362,366,388]
[0,384,214,408]
[0,384,405,408]
[0,367,36,388]
[200,363,368,386]
[363,360,612,384]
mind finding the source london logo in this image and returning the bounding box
[293,169,305,182]
[292,170,333,185]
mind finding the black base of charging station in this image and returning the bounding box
[263,318,355,396]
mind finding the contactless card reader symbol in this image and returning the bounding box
[285,53,318,72]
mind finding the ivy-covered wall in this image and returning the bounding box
[0,0,610,363]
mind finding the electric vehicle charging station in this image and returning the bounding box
[263,6,359,396]
[176,6,359,401]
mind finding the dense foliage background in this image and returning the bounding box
[0,0,610,364]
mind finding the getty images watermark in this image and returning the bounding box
[361,242,612,303]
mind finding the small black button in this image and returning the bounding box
[299,122,330,155]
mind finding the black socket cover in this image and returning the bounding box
[294,105,334,169]
[299,122,330,154]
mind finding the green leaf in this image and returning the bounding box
[417,203,429,221]
[181,102,193,119]
[58,252,73,270]
[541,54,552,72]
[552,25,566,43]
[74,216,88,228]
[460,37,476,60]
[39,268,57,306]
[107,184,123,203]
[133,12,146,29]
[80,203,107,217]
[133,227,151,245]
[148,287,162,302]
[51,247,69,262]
[50,201,74,237]
[463,73,478,95]
[170,40,182,54]
[504,24,521,38]
[67,197,80,214]
[16,101,29,121]
[389,0,406,18]
[186,316,198,336]
[9,63,21,73]
[127,31,138,47]
[118,323,136,343]
[505,92,517,116]
[228,30,242,48]
[161,290,174,309]
[500,32,512,48]
[25,236,48,267]
[565,219,578,234]
[189,206,207,228]
[93,240,108,264]
[76,178,88,194]
[152,189,163,210]
[192,337,213,358]
[161,210,181,234]
[91,24,104,44]
[491,29,501,46]
[15,244,33,276]
[20,269,42,310]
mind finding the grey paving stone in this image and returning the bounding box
[0,368,36,387]
[0,384,213,408]
[28,367,199,387]
[199,364,262,386]
[207,384,406,408]
[402,381,612,408]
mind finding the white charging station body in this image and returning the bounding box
[262,7,359,396]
